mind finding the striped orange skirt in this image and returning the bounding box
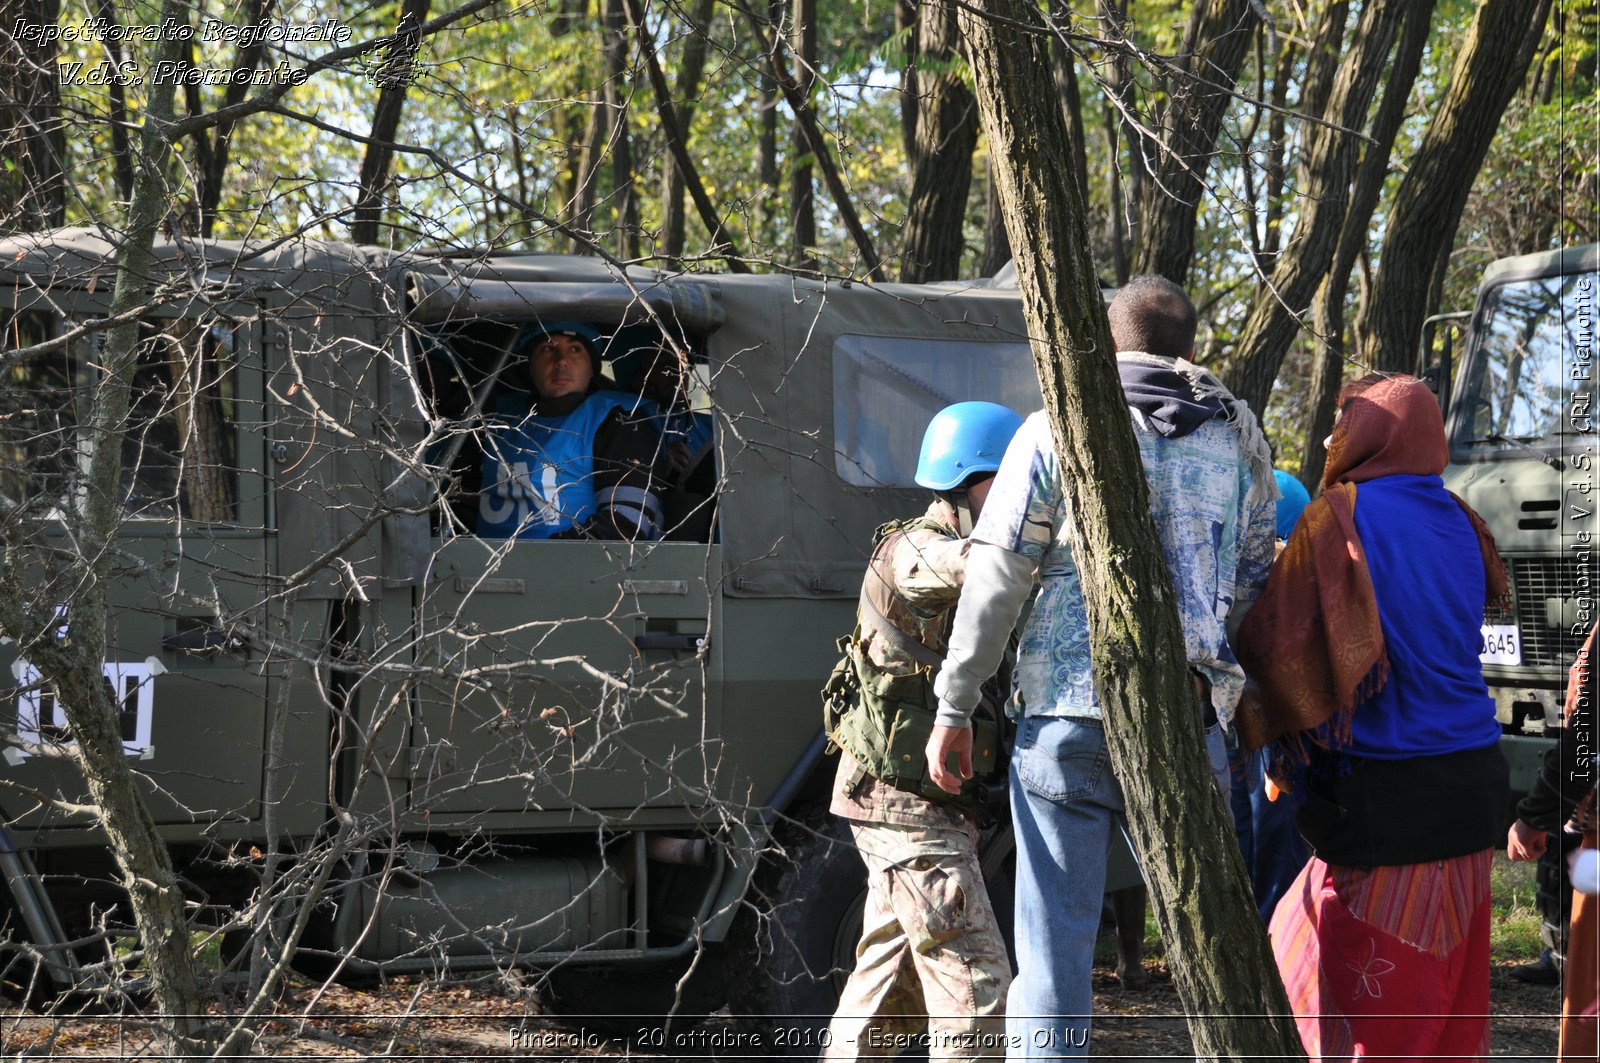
[1268,849,1493,1061]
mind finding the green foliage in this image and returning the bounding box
[29,0,1594,399]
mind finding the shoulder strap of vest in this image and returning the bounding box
[858,512,960,671]
[864,511,1013,724]
[877,513,958,541]
[859,591,943,670]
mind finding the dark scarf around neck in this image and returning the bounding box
[1116,359,1225,438]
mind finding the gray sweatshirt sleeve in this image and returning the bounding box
[933,541,1037,727]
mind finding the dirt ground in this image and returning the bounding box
[1088,961,1561,1063]
[0,957,1563,1060]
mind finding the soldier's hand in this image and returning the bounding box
[925,724,973,795]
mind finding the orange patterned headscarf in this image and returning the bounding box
[1234,375,1507,754]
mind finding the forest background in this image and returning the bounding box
[4,0,1596,473]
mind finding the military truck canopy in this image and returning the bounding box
[0,231,1049,599]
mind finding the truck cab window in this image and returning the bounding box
[124,319,240,522]
[1457,272,1595,452]
[1,310,78,508]
[415,320,717,542]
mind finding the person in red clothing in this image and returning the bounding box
[1236,372,1511,1062]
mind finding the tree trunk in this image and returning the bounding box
[1238,28,1298,275]
[1359,0,1553,373]
[1051,9,1090,218]
[11,3,214,1052]
[93,0,134,203]
[193,0,276,237]
[1299,0,1434,491]
[898,0,921,174]
[625,0,748,270]
[1131,0,1259,285]
[758,0,782,237]
[747,6,885,278]
[602,0,639,259]
[1099,0,1140,274]
[981,155,1011,277]
[0,0,65,229]
[660,0,716,264]
[571,102,606,251]
[1100,99,1131,285]
[352,0,431,246]
[1258,34,1299,267]
[1219,0,1406,415]
[899,0,978,283]
[789,0,817,270]
[955,1,1306,1058]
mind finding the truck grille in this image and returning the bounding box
[1485,556,1590,670]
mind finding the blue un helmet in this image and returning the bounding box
[914,402,1026,490]
[1273,469,1311,540]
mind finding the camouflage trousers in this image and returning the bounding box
[824,816,1011,1061]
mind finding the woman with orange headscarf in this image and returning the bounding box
[1236,373,1511,1061]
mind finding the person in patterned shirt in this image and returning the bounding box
[926,276,1277,1059]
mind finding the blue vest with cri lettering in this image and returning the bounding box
[476,391,644,539]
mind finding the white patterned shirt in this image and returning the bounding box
[945,408,1274,724]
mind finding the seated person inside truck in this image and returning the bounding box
[635,345,717,541]
[637,346,715,494]
[476,322,666,540]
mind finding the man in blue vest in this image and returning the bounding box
[477,322,665,540]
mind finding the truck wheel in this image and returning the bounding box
[0,892,104,1012]
[0,907,63,1010]
[734,812,1015,1056]
[731,813,867,1053]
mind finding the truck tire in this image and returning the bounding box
[0,904,63,1010]
[731,813,866,1054]
[0,892,107,1013]
[733,811,1015,1058]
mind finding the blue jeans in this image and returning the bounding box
[1007,715,1228,1060]
[1228,744,1310,922]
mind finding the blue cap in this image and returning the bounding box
[517,320,602,356]
[1274,469,1311,540]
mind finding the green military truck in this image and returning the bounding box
[0,229,1059,1021]
[1429,243,1598,787]
[1431,242,1598,975]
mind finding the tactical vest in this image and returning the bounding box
[822,516,1005,815]
[477,391,649,539]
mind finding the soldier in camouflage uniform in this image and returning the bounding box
[824,402,1023,1062]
